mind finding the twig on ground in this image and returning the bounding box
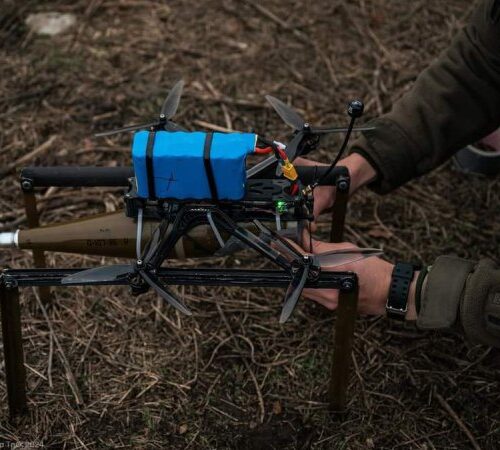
[0,135,58,178]
[434,392,482,450]
[32,288,84,406]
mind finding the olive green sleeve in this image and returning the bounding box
[350,0,500,193]
[417,256,500,348]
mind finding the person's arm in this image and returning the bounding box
[302,239,500,348]
[417,257,500,347]
[350,0,500,194]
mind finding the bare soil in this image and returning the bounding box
[0,0,499,448]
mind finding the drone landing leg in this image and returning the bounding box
[326,168,358,412]
[0,282,28,419]
[329,170,350,243]
[22,186,51,303]
[328,283,359,413]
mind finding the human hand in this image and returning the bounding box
[296,235,418,319]
[294,157,334,219]
[479,127,500,152]
[295,153,378,220]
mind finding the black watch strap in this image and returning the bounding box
[386,262,419,320]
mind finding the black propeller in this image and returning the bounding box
[247,95,374,179]
[95,80,186,137]
[62,221,192,316]
[266,95,375,161]
[279,246,383,323]
[251,220,382,323]
[266,95,374,141]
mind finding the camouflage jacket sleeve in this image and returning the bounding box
[350,0,500,194]
[417,256,500,348]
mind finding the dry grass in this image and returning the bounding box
[0,0,499,448]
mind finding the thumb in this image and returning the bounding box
[302,227,358,255]
[294,157,327,167]
[300,228,335,254]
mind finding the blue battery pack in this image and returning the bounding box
[132,131,256,200]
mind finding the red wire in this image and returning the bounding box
[255,145,298,195]
[277,148,288,160]
[254,146,273,155]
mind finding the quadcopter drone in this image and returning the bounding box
[53,80,379,322]
[3,81,380,323]
[0,80,384,417]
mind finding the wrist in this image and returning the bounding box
[385,263,420,321]
[376,261,394,315]
[340,153,377,194]
[406,272,419,321]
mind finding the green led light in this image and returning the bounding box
[275,200,288,214]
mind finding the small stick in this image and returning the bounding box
[0,135,58,178]
[434,392,481,450]
[193,120,233,133]
[48,333,54,388]
[245,1,289,29]
[243,1,339,87]
[221,104,233,131]
[216,303,265,423]
[188,92,270,109]
[32,288,83,406]
[76,324,98,371]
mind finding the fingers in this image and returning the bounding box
[280,226,325,254]
[301,227,312,251]
[313,203,324,221]
[294,157,328,167]
[303,288,339,310]
[294,157,336,225]
[281,235,307,255]
[301,228,357,255]
[294,157,313,166]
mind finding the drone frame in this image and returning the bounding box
[3,75,368,418]
[1,162,357,419]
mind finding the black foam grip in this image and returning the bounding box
[20,167,134,187]
[296,165,348,186]
[19,164,348,188]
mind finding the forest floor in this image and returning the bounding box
[0,0,499,448]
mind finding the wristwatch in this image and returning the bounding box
[386,262,420,320]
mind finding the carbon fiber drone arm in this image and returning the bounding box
[144,205,292,273]
[211,209,291,271]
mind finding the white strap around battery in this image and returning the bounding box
[275,212,282,231]
[136,208,143,259]
[207,210,225,249]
